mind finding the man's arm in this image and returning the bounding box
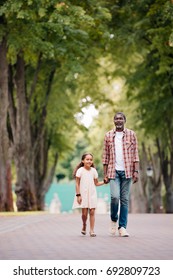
[133,161,139,172]
[103,164,109,183]
[132,132,140,184]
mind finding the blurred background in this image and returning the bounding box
[45,180,110,214]
[0,1,173,214]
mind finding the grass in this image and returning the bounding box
[0,211,48,217]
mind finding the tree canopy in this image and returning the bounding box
[1,0,173,212]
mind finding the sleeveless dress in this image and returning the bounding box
[72,167,98,209]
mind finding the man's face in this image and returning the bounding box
[114,114,126,131]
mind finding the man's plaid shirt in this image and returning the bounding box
[102,128,139,179]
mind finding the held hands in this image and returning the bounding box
[103,176,110,184]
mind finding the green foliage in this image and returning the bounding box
[102,1,173,144]
[0,0,115,190]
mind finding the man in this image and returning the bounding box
[102,112,139,237]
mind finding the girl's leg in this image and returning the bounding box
[89,208,96,236]
[81,208,88,234]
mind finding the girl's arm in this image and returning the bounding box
[94,178,104,186]
[76,177,82,204]
[76,176,80,193]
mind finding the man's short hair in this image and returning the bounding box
[114,112,126,122]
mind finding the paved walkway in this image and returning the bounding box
[0,213,172,260]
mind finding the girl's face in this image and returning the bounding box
[82,154,93,169]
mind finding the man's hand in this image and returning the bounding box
[133,171,139,184]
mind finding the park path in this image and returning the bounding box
[0,213,172,260]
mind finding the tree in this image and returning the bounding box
[0,0,112,211]
[107,0,173,212]
[0,37,13,211]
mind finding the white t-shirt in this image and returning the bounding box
[115,131,125,171]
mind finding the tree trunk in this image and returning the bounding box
[148,145,162,213]
[33,128,58,210]
[0,38,13,211]
[132,142,148,213]
[31,68,56,210]
[156,138,173,213]
[13,54,37,211]
[38,152,58,210]
[134,142,163,213]
[162,174,173,213]
[165,191,173,213]
[10,55,56,211]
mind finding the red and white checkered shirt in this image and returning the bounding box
[102,128,139,179]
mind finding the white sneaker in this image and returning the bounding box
[109,221,117,236]
[119,227,129,237]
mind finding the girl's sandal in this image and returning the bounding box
[81,224,86,235]
[90,232,96,237]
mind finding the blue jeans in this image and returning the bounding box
[110,170,132,229]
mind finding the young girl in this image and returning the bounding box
[72,153,105,237]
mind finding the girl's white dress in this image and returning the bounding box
[72,167,98,209]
